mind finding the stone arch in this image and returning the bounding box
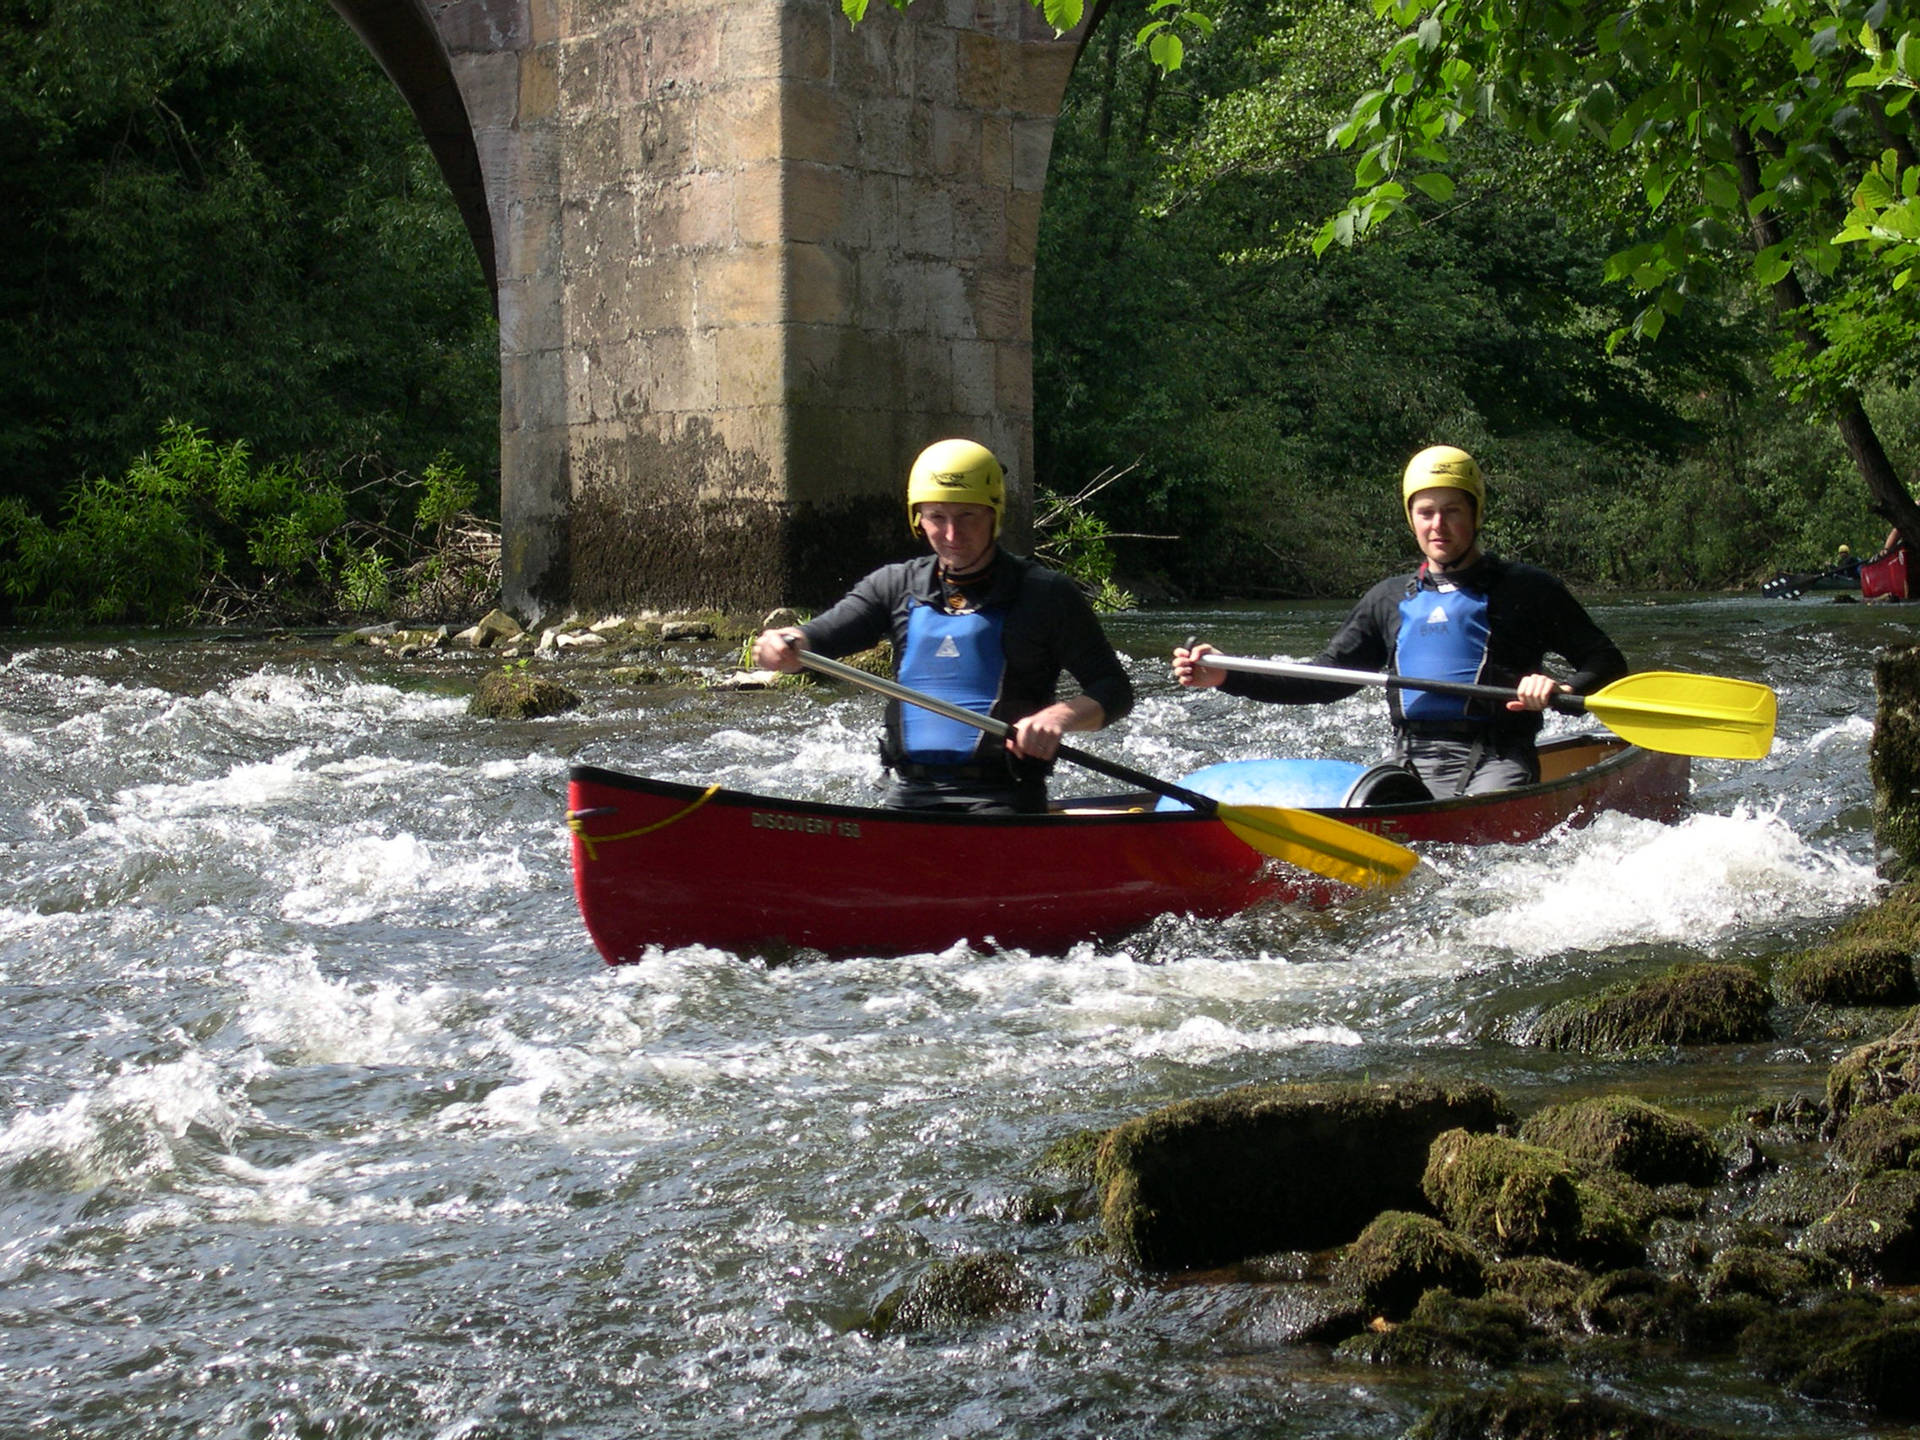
[328,0,1096,619]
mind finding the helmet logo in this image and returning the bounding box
[929,471,972,489]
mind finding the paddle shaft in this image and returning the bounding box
[794,649,1228,814]
[1200,654,1592,715]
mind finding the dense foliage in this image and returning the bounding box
[1033,0,1904,598]
[0,0,498,544]
[0,421,496,625]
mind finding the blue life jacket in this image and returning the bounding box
[896,601,1006,763]
[1394,580,1492,723]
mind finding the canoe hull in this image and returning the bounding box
[568,736,1688,962]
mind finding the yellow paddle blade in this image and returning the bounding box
[1583,671,1777,761]
[1217,803,1419,888]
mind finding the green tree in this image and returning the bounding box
[1035,0,1771,596]
[1318,0,1920,543]
[0,0,498,523]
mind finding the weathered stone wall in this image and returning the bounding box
[335,0,1086,620]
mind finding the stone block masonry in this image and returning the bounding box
[330,0,1090,618]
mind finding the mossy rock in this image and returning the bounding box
[1032,1128,1106,1187]
[607,663,700,687]
[1781,941,1920,1006]
[1410,1386,1735,1440]
[839,642,894,678]
[468,670,583,719]
[1482,1255,1591,1332]
[1521,1095,1722,1187]
[1823,879,1920,954]
[1739,1292,1896,1382]
[1334,1289,1542,1371]
[1568,1172,1656,1269]
[1096,1078,1514,1270]
[1423,1129,1584,1258]
[1701,1244,1840,1304]
[1798,1171,1920,1281]
[1829,1006,1920,1120]
[1874,648,1920,877]
[1794,1318,1920,1416]
[1329,1210,1486,1321]
[1576,1267,1697,1338]
[1528,962,1773,1053]
[870,1251,1042,1333]
[1833,1102,1920,1174]
[1006,1128,1108,1224]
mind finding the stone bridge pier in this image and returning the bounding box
[329,0,1090,619]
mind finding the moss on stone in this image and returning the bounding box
[1874,648,1920,878]
[1794,1318,1920,1416]
[1702,1244,1839,1304]
[468,669,582,719]
[1031,1128,1106,1186]
[1409,1386,1734,1440]
[1527,962,1773,1053]
[1423,1129,1584,1259]
[1096,1078,1513,1270]
[1521,1095,1723,1187]
[1575,1267,1698,1338]
[870,1251,1042,1333]
[1334,1289,1544,1371]
[1482,1255,1591,1332]
[1739,1292,1898,1382]
[1833,1103,1920,1173]
[1781,941,1920,1007]
[1829,1006,1920,1120]
[1329,1210,1486,1321]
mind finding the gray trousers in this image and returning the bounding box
[1397,733,1539,797]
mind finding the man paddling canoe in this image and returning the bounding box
[1174,445,1627,797]
[753,439,1134,814]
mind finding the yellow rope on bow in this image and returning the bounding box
[568,784,721,861]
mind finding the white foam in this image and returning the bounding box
[0,1051,243,1189]
[1463,808,1881,955]
[227,948,453,1064]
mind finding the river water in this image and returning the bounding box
[0,596,1912,1439]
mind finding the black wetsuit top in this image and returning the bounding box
[1220,554,1627,749]
[801,551,1134,778]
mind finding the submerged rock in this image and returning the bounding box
[1095,1078,1513,1269]
[871,1251,1042,1333]
[1410,1386,1735,1439]
[1527,962,1773,1053]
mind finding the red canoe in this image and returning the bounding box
[567,735,1689,962]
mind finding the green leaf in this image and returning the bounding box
[1044,0,1084,34]
[1148,29,1184,71]
[1410,171,1456,202]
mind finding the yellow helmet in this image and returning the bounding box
[1402,445,1486,526]
[907,439,1005,537]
